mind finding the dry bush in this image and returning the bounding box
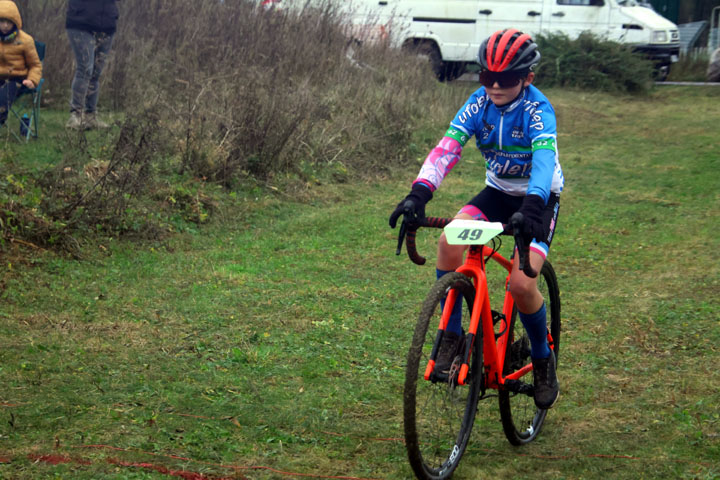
[667,50,712,82]
[18,0,439,186]
[33,110,171,249]
[0,110,168,253]
[3,0,449,252]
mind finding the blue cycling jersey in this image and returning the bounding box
[445,84,564,203]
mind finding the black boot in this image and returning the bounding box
[532,352,559,409]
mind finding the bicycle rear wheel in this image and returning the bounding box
[404,272,482,480]
[499,260,561,446]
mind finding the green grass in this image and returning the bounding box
[1,85,719,479]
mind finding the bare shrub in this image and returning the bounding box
[669,50,713,82]
[4,0,449,252]
[34,110,167,242]
[138,0,437,185]
[18,0,438,185]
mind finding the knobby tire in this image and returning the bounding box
[499,260,561,445]
[404,272,482,480]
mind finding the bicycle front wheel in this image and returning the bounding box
[404,272,482,480]
[499,260,561,445]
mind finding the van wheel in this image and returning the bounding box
[443,62,468,82]
[654,63,670,82]
[413,41,445,80]
[405,41,467,81]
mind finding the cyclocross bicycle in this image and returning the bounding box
[396,211,561,480]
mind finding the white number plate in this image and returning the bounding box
[444,219,504,245]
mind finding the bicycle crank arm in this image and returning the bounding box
[503,379,535,397]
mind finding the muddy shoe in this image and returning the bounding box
[84,112,109,129]
[532,352,559,409]
[65,112,84,130]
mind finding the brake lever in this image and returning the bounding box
[395,200,418,256]
[395,220,407,256]
[396,217,426,265]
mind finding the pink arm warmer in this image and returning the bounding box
[414,136,464,191]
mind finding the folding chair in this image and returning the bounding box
[6,41,45,142]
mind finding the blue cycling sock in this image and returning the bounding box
[518,303,551,359]
[437,269,463,336]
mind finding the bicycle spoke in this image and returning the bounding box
[404,273,482,479]
[499,261,561,446]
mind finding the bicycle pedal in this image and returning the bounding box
[504,379,535,396]
[429,370,449,384]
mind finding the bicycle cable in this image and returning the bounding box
[484,236,502,262]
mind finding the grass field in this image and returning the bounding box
[1,85,719,479]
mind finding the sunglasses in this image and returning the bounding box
[478,70,526,88]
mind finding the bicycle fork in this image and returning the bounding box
[423,285,465,382]
[424,269,493,387]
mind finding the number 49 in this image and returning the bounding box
[457,228,483,241]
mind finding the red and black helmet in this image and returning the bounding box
[478,29,541,73]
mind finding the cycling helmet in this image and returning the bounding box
[478,29,541,73]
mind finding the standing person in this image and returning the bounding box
[389,29,564,409]
[65,0,119,130]
[0,0,42,127]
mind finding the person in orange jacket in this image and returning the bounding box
[0,0,42,127]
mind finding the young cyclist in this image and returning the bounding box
[389,29,563,409]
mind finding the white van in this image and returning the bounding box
[327,0,680,80]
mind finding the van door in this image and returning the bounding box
[546,0,611,39]
[345,0,398,44]
[406,0,483,61]
[396,0,544,62]
[476,0,545,41]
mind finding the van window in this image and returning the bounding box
[557,0,604,5]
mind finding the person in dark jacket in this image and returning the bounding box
[65,0,119,130]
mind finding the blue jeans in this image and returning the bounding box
[0,79,20,126]
[66,28,114,114]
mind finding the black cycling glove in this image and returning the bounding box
[517,194,546,243]
[388,184,433,229]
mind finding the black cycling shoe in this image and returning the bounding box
[433,331,464,377]
[532,352,559,409]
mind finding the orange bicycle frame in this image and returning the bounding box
[423,244,540,388]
